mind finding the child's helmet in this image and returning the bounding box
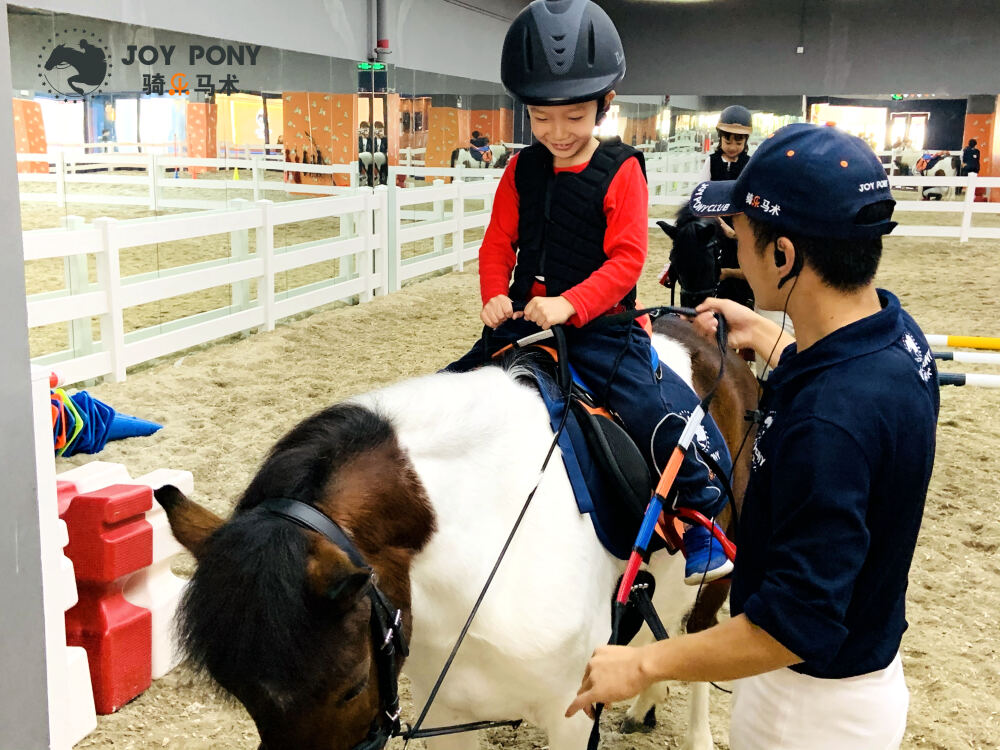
[501,0,625,105]
[717,105,753,135]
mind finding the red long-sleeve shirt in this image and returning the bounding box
[478,152,649,327]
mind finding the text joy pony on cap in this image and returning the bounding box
[689,123,898,240]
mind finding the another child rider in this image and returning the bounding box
[445,0,734,583]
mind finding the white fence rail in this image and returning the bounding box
[18,152,360,211]
[26,177,501,386]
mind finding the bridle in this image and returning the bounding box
[260,498,407,750]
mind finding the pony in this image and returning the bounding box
[656,202,725,308]
[893,145,959,200]
[44,40,107,95]
[450,144,511,170]
[155,315,757,750]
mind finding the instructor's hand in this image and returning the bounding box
[481,294,523,328]
[693,297,759,351]
[565,645,651,720]
[523,295,576,330]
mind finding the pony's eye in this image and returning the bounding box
[340,676,369,704]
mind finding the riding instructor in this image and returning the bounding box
[568,123,939,749]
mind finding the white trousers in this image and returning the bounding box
[730,653,909,750]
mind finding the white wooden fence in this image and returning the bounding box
[17,152,360,212]
[26,175,503,386]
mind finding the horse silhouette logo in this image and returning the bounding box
[38,30,111,98]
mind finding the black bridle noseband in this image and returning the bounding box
[261,498,407,750]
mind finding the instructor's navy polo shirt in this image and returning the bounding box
[731,290,939,679]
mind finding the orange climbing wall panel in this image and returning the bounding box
[425,107,471,168]
[283,92,356,188]
[13,99,47,173]
[469,109,513,144]
[185,102,217,177]
[385,93,400,166]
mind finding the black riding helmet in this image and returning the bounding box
[501,0,626,106]
[717,105,753,136]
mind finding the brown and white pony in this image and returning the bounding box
[157,315,756,750]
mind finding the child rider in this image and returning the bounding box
[446,0,735,584]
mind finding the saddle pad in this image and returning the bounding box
[535,372,654,561]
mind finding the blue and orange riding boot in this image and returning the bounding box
[682,523,734,585]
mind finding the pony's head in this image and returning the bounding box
[657,201,723,307]
[156,403,434,750]
[44,44,71,70]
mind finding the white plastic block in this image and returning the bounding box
[56,461,132,495]
[32,367,98,749]
[124,468,195,678]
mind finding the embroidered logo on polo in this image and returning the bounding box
[901,332,934,383]
[751,412,775,470]
[691,182,730,214]
[745,192,781,216]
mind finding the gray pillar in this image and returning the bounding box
[0,2,51,748]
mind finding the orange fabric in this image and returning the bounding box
[12,99,47,173]
[186,102,218,177]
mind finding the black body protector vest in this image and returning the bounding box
[709,150,750,182]
[509,138,645,309]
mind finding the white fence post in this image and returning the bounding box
[61,215,94,359]
[147,152,160,211]
[341,199,357,282]
[453,176,465,272]
[960,172,977,243]
[373,186,389,297]
[252,156,262,201]
[55,151,66,208]
[228,198,251,309]
[387,183,401,293]
[256,199,276,331]
[93,217,126,382]
[358,191,376,303]
[432,178,445,257]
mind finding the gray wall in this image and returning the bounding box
[0,0,50,746]
[13,0,524,84]
[608,0,1000,96]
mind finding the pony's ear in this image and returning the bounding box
[305,536,372,608]
[657,220,679,240]
[154,484,224,560]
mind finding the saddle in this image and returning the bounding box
[916,151,949,173]
[512,344,674,560]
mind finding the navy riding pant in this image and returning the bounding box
[445,317,731,518]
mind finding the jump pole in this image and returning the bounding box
[938,372,1000,388]
[934,350,1000,366]
[927,334,1000,352]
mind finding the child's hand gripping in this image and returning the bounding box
[523,295,577,330]
[481,295,524,328]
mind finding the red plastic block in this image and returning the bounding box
[66,584,152,714]
[57,480,78,517]
[62,484,153,582]
[61,484,154,713]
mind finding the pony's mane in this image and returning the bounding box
[177,403,395,708]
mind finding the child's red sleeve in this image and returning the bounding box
[561,157,648,326]
[478,155,521,305]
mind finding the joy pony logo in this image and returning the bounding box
[38,29,111,98]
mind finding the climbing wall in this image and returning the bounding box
[470,108,513,145]
[425,106,471,168]
[13,98,47,173]
[185,102,217,177]
[283,92,357,188]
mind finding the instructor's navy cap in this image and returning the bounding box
[690,123,897,239]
